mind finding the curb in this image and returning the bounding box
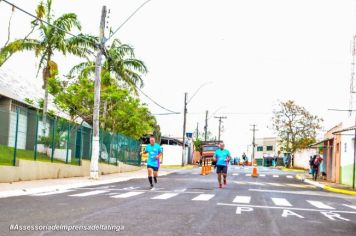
[296,174,356,195]
[0,170,174,199]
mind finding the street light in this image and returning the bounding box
[182,82,212,167]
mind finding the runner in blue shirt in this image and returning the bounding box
[213,143,231,188]
[143,135,162,189]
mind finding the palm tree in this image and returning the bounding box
[69,39,147,95]
[0,0,96,136]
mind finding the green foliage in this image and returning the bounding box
[193,138,202,151]
[272,100,323,153]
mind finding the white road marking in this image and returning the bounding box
[151,193,179,200]
[234,181,247,185]
[307,200,335,209]
[192,194,215,201]
[217,203,356,214]
[232,173,239,176]
[272,198,292,207]
[69,190,109,197]
[259,174,266,177]
[267,183,284,187]
[273,175,279,178]
[343,204,356,210]
[286,175,294,179]
[111,191,144,199]
[32,189,74,196]
[245,174,252,177]
[174,189,187,193]
[233,196,251,204]
[248,182,265,186]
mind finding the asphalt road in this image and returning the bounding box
[1,166,356,236]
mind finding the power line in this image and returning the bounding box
[106,0,153,42]
[136,86,179,114]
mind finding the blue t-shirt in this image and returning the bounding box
[214,149,231,166]
[145,144,161,167]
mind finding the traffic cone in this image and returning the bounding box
[201,165,206,175]
[252,166,258,177]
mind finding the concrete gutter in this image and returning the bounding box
[296,174,356,196]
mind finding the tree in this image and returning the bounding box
[0,0,96,135]
[272,100,323,154]
[51,76,157,139]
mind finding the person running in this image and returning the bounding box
[213,143,231,188]
[143,135,162,189]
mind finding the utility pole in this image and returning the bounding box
[214,116,227,142]
[204,110,208,142]
[195,123,199,139]
[250,124,258,165]
[90,6,107,179]
[182,92,188,167]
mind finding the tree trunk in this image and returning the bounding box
[41,64,50,138]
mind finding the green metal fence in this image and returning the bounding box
[0,107,141,167]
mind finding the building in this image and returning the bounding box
[254,137,282,166]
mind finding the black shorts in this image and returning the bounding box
[147,165,159,171]
[216,165,228,174]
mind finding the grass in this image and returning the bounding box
[0,144,81,166]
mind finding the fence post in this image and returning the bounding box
[115,135,118,166]
[33,112,39,161]
[107,133,111,165]
[13,108,20,166]
[66,123,70,164]
[78,125,83,166]
[50,117,56,163]
[89,128,93,160]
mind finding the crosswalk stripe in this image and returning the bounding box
[233,196,251,204]
[192,194,215,201]
[307,200,335,209]
[32,189,74,196]
[259,174,266,177]
[111,191,144,199]
[267,183,284,187]
[272,198,292,206]
[286,175,293,179]
[273,175,279,178]
[343,204,356,210]
[245,174,251,177]
[232,173,239,176]
[69,190,109,197]
[152,193,179,200]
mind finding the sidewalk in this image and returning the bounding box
[0,168,176,199]
[296,173,356,196]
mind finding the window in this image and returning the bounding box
[257,146,263,152]
[266,146,273,151]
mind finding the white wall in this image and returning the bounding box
[161,145,187,166]
[294,148,317,169]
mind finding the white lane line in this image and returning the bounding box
[111,191,144,199]
[286,175,294,179]
[343,204,356,210]
[32,189,74,196]
[151,193,179,200]
[234,181,247,185]
[233,196,251,204]
[232,173,239,176]
[271,198,292,207]
[245,174,252,177]
[307,200,335,209]
[69,190,109,197]
[259,174,266,177]
[267,183,284,187]
[192,194,215,201]
[273,175,279,178]
[217,203,356,214]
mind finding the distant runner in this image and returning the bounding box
[213,143,231,188]
[143,135,162,189]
